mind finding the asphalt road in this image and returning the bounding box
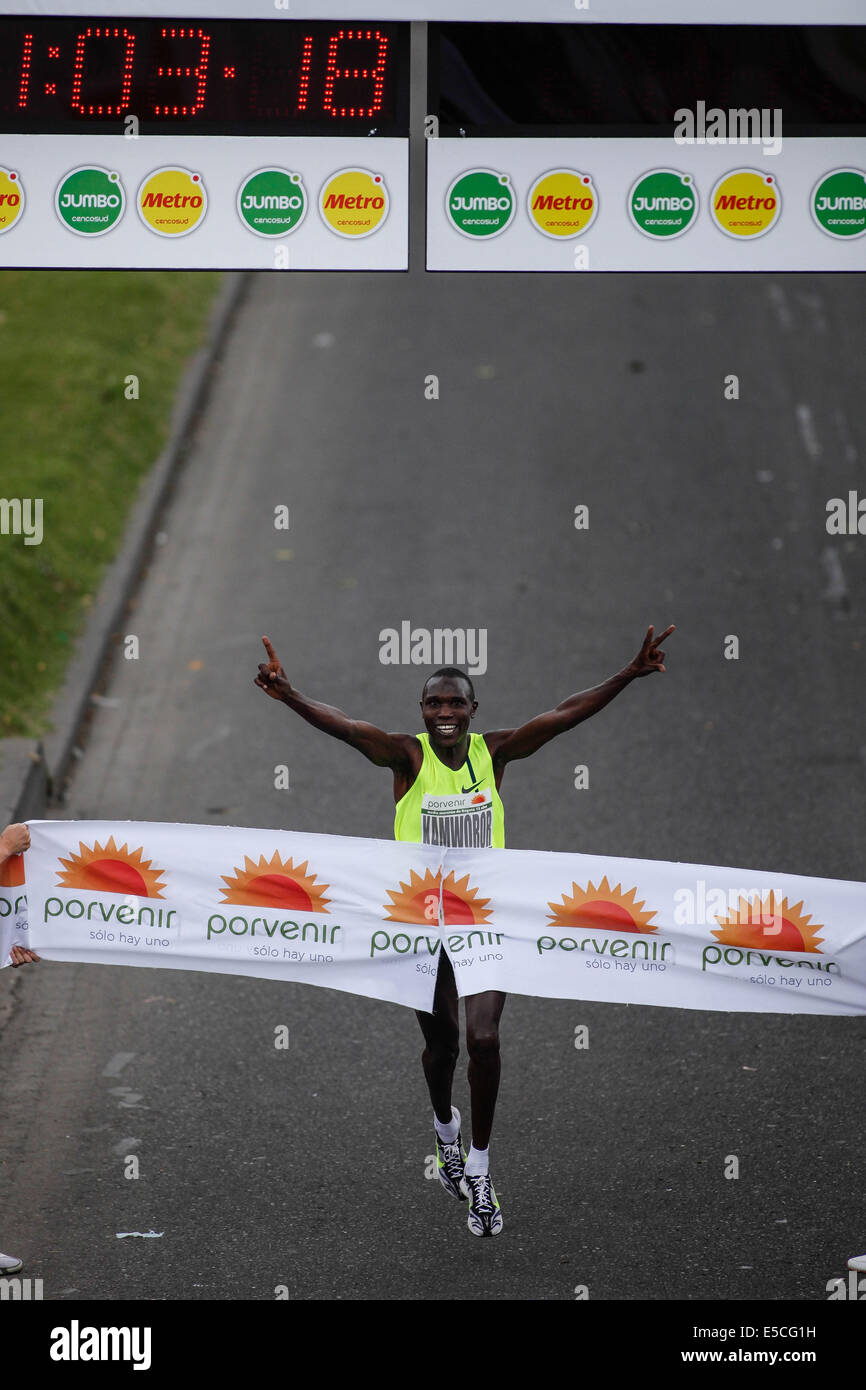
[1,262,864,1304]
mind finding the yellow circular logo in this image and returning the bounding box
[711,169,780,239]
[319,168,388,239]
[0,167,24,234]
[528,169,597,239]
[137,167,207,238]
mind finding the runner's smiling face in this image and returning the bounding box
[420,677,477,753]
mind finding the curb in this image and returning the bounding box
[0,269,251,827]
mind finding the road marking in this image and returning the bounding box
[186,722,232,761]
[102,1052,136,1077]
[112,1137,142,1155]
[116,1231,163,1239]
[108,1086,145,1107]
[795,404,821,460]
[821,547,849,612]
[766,282,793,330]
[795,288,828,335]
[833,407,858,465]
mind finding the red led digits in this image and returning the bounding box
[154,26,211,116]
[322,28,388,119]
[4,18,398,129]
[296,33,313,112]
[17,31,32,109]
[70,27,135,115]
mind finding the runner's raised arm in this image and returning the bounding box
[254,635,417,773]
[485,624,675,768]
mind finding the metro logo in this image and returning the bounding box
[715,194,775,211]
[0,167,24,233]
[324,193,385,210]
[137,167,207,238]
[319,168,389,239]
[142,192,203,209]
[532,194,592,212]
[527,170,597,240]
[711,169,780,239]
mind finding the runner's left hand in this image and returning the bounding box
[629,624,675,677]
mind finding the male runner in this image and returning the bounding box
[254,624,674,1236]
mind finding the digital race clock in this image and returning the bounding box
[0,18,409,135]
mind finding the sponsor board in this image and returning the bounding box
[426,137,866,270]
[0,135,407,268]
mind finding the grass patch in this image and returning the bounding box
[0,269,222,739]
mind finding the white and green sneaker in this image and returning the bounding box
[434,1112,467,1202]
[459,1172,503,1236]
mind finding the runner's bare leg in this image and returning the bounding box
[464,990,507,1150]
[414,949,460,1124]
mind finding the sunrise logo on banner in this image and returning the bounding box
[375,868,503,979]
[208,853,340,964]
[45,837,180,955]
[700,891,840,996]
[539,877,674,971]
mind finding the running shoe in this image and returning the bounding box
[459,1172,503,1236]
[435,1112,467,1202]
[0,1252,23,1274]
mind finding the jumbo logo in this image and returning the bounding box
[711,169,780,239]
[55,167,125,236]
[528,169,597,239]
[137,167,207,237]
[237,168,307,238]
[319,168,388,238]
[0,167,24,233]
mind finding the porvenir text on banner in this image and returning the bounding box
[1,821,865,1015]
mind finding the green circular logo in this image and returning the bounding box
[446,169,514,239]
[811,168,866,239]
[55,166,124,236]
[628,169,697,239]
[237,168,307,237]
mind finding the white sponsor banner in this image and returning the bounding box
[0,136,407,269]
[427,138,866,271]
[2,821,866,1016]
[2,3,861,24]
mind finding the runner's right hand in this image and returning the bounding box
[254,635,292,701]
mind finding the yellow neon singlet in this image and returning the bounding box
[394,732,505,848]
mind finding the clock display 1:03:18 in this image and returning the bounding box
[0,18,409,135]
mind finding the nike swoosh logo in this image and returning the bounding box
[461,782,484,794]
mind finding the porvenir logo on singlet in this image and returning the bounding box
[421,789,493,848]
